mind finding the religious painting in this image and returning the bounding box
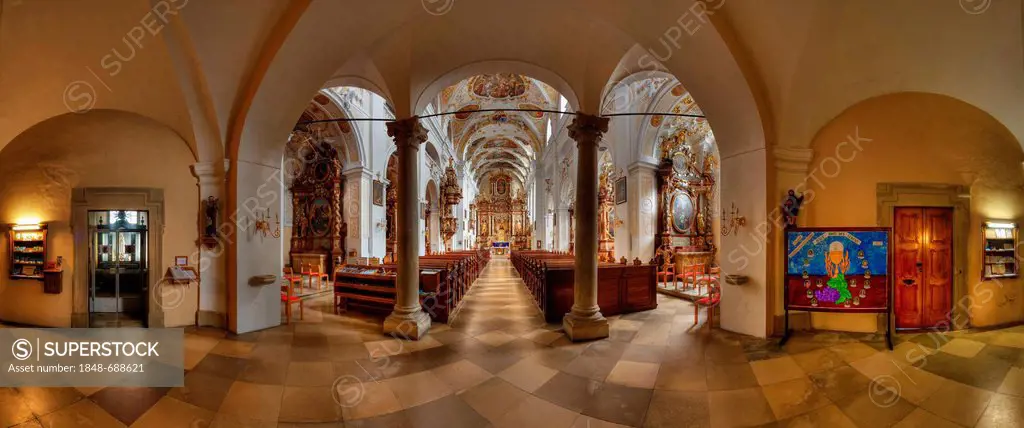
[309,198,331,237]
[454,104,480,120]
[784,228,891,313]
[517,103,545,119]
[671,193,695,233]
[615,177,627,205]
[372,180,384,206]
[469,74,528,99]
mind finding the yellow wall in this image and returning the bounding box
[802,92,1024,332]
[0,110,198,327]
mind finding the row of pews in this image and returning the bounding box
[510,251,659,323]
[332,250,489,323]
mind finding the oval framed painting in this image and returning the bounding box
[671,192,695,233]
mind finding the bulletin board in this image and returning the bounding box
[781,227,893,349]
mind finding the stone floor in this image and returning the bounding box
[3,256,1024,427]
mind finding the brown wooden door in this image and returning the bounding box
[894,207,953,329]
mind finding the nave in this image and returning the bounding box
[3,256,1022,427]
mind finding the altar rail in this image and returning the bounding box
[510,251,658,323]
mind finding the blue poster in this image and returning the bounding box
[785,229,890,311]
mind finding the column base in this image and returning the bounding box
[198,310,227,328]
[562,312,609,342]
[382,309,432,340]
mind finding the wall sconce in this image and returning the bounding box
[252,209,280,239]
[721,202,746,236]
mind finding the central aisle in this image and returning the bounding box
[449,255,548,335]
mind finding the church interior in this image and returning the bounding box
[2,1,1024,427]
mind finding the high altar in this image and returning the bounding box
[472,172,532,252]
[288,138,346,274]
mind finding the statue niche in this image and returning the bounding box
[289,140,345,275]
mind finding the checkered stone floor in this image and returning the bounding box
[2,257,1024,427]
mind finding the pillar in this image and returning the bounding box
[563,114,610,341]
[383,117,431,340]
[628,161,660,263]
[343,167,374,258]
[190,160,230,328]
[771,147,814,333]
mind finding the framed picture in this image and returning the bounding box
[174,256,188,266]
[372,180,385,206]
[784,227,891,313]
[614,177,627,205]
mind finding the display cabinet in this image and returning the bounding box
[983,221,1018,280]
[9,224,47,280]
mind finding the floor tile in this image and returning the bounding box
[572,415,630,428]
[791,348,847,374]
[563,354,619,382]
[999,366,1024,397]
[706,362,759,391]
[285,361,335,387]
[605,360,661,389]
[708,387,775,427]
[278,386,343,422]
[751,356,806,386]
[919,380,994,427]
[217,382,284,422]
[384,370,452,409]
[0,388,35,427]
[762,376,831,420]
[403,394,489,428]
[940,338,987,358]
[429,359,493,393]
[829,342,878,363]
[534,372,603,412]
[475,330,517,347]
[834,390,915,428]
[458,377,530,422]
[654,360,707,392]
[894,408,964,428]
[808,365,872,402]
[168,370,235,412]
[88,387,169,425]
[38,399,126,428]
[642,390,709,428]
[976,393,1024,428]
[918,350,1011,391]
[494,395,578,428]
[581,383,652,427]
[210,340,256,359]
[340,379,402,421]
[497,359,559,392]
[777,404,856,428]
[15,387,84,416]
[130,396,215,428]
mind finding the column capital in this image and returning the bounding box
[568,113,609,147]
[774,146,814,174]
[628,159,660,174]
[190,159,230,182]
[342,166,374,180]
[387,117,428,149]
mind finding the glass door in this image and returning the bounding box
[89,210,148,327]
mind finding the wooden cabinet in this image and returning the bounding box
[9,225,47,281]
[982,221,1017,280]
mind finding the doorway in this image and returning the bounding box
[894,207,953,329]
[88,210,149,327]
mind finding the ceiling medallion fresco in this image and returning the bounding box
[517,103,545,119]
[454,104,480,120]
[671,84,686,97]
[485,138,519,150]
[469,74,529,99]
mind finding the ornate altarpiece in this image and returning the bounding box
[656,129,717,268]
[473,173,531,251]
[289,140,345,273]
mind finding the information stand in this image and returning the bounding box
[780,227,893,350]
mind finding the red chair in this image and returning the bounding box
[694,279,721,327]
[283,267,302,295]
[656,249,677,289]
[281,280,304,324]
[310,265,330,290]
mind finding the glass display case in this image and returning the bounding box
[983,221,1017,280]
[9,224,47,280]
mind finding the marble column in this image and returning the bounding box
[383,117,431,340]
[190,160,230,328]
[563,114,610,341]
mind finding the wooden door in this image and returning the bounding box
[894,207,953,329]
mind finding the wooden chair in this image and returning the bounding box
[281,278,304,324]
[694,278,720,327]
[656,249,677,289]
[282,267,302,295]
[300,263,314,289]
[311,265,330,290]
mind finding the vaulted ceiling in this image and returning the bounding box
[433,74,561,188]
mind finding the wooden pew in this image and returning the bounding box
[511,251,658,323]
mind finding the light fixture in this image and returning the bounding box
[252,209,280,239]
[12,224,41,231]
[720,202,747,236]
[985,221,1016,229]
